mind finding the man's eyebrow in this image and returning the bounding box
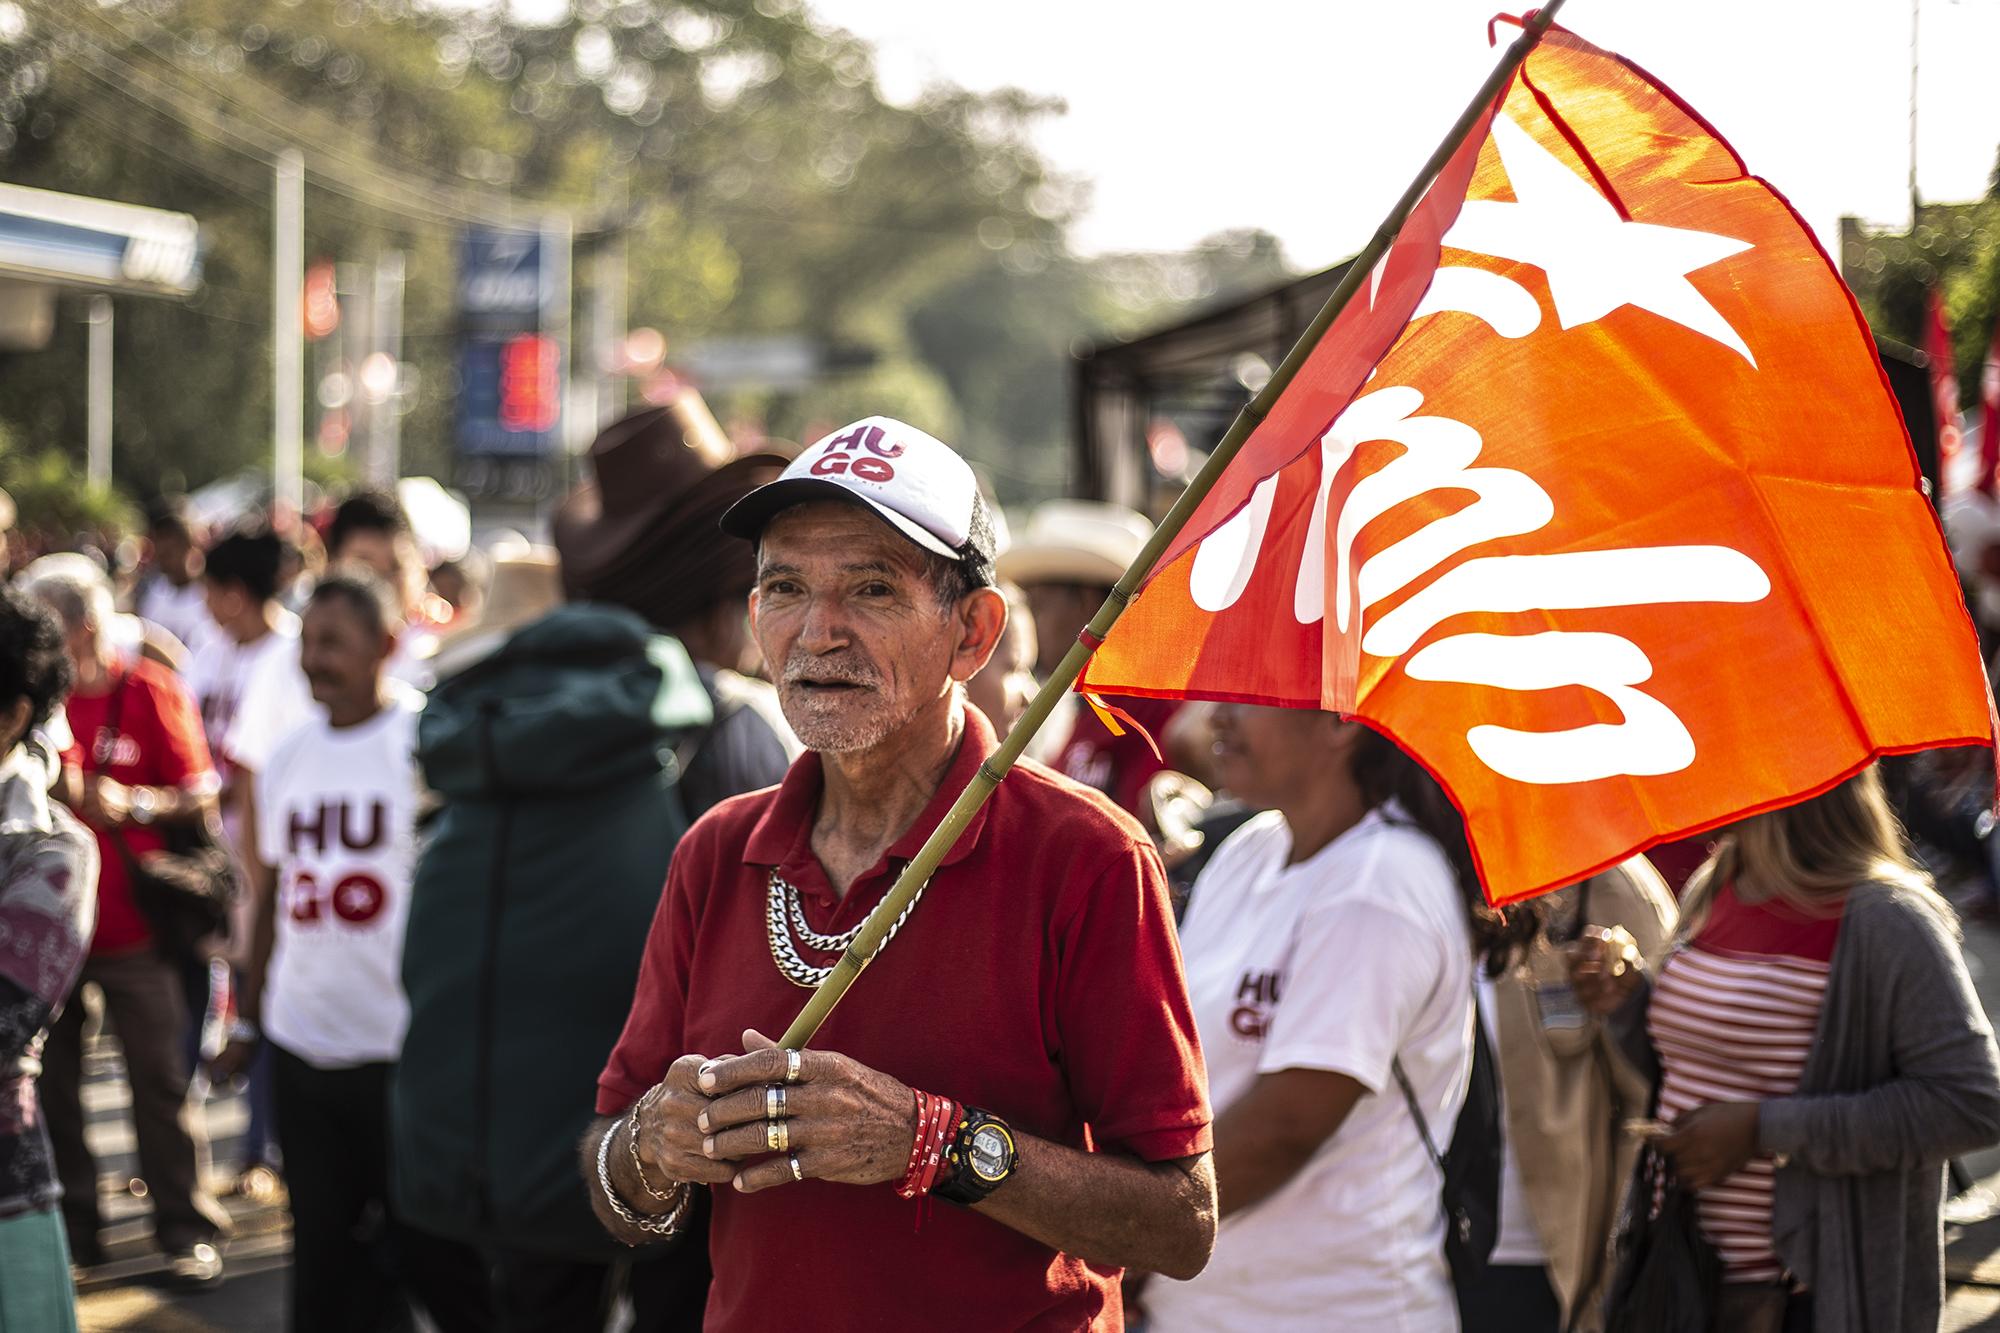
[757,558,911,579]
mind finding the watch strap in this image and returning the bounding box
[932,1106,1017,1206]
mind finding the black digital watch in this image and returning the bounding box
[932,1106,1018,1206]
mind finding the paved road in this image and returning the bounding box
[67,1015,289,1332]
[65,911,2000,1330]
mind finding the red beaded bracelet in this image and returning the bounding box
[895,1089,961,1200]
[894,1089,931,1196]
[917,1098,959,1197]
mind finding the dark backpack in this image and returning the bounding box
[1391,993,1502,1308]
[391,606,711,1261]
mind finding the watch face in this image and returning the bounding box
[969,1125,1012,1182]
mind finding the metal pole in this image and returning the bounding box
[778,0,1570,1050]
[1909,0,1922,224]
[85,295,112,490]
[370,250,405,485]
[274,149,305,518]
[344,263,372,475]
[597,172,629,425]
[542,214,575,528]
[593,235,625,427]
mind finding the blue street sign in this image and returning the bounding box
[456,224,565,462]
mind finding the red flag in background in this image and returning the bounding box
[1084,19,1993,903]
[1981,315,2000,496]
[1929,288,1966,498]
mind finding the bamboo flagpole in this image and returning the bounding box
[779,0,1570,1051]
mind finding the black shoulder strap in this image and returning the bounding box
[1391,1053,1446,1172]
[1391,986,1488,1173]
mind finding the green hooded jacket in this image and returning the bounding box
[391,604,710,1260]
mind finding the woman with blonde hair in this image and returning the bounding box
[1571,765,2000,1333]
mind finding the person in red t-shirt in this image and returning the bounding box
[584,417,1216,1332]
[22,559,229,1283]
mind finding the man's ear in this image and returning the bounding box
[951,587,1008,684]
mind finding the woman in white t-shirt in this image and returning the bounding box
[1140,707,1530,1333]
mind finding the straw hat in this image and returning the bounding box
[428,544,563,681]
[995,500,1154,589]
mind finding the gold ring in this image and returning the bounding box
[766,1085,781,1120]
[767,1119,789,1152]
[784,1049,803,1085]
[788,1153,803,1182]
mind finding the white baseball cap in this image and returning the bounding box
[720,416,995,574]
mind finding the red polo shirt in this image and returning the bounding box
[597,706,1212,1332]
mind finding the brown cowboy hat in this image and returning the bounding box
[549,393,738,587]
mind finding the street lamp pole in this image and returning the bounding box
[1909,0,1922,224]
[85,295,112,490]
[274,149,305,518]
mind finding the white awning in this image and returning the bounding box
[0,181,200,297]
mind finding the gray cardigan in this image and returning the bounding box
[1613,881,2000,1333]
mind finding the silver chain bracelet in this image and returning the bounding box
[627,1086,678,1203]
[596,1114,690,1243]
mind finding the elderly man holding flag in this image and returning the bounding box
[582,3,2000,1329]
[581,417,1215,1331]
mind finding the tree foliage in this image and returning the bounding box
[0,0,1286,513]
[1844,200,2000,406]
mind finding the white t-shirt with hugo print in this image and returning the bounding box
[1144,806,1474,1333]
[254,686,424,1070]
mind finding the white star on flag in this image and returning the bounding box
[1443,115,1758,365]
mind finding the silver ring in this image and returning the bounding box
[784,1048,803,1085]
[788,1153,804,1182]
[766,1119,789,1152]
[766,1085,780,1120]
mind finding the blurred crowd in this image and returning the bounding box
[0,403,1997,1333]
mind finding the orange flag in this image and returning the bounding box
[1084,19,1995,903]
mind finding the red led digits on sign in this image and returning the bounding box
[498,335,560,433]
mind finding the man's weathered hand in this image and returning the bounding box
[1657,1101,1760,1190]
[697,1028,917,1194]
[629,1053,737,1188]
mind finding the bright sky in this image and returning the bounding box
[802,0,2000,265]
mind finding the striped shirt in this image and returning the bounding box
[1650,883,1842,1282]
